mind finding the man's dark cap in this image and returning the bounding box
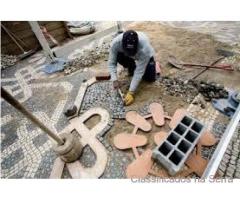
[122,30,138,56]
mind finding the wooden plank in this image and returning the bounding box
[45,22,64,31]
[2,36,39,47]
[50,28,67,38]
[1,21,68,55]
[1,38,39,55]
[12,29,36,40]
[54,35,68,43]
[2,21,31,32]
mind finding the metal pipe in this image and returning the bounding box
[1,87,64,145]
[28,21,55,61]
[202,104,240,178]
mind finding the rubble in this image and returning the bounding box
[64,42,110,75]
[156,76,229,103]
[1,54,18,69]
[190,80,229,101]
[156,76,198,103]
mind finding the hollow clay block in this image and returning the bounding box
[113,133,148,150]
[126,111,152,132]
[126,149,153,178]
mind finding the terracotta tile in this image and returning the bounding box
[143,114,152,119]
[154,131,168,146]
[199,130,218,146]
[169,108,187,129]
[126,111,152,132]
[149,103,165,126]
[126,149,153,178]
[185,144,208,177]
[113,133,148,150]
[132,147,140,159]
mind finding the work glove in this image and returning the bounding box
[124,91,134,106]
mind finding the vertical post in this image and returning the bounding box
[116,21,123,33]
[28,21,55,61]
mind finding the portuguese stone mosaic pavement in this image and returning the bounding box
[1,22,239,178]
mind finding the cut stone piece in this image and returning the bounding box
[126,111,152,132]
[169,108,187,129]
[199,130,218,146]
[95,72,110,80]
[50,157,65,179]
[126,149,153,178]
[185,145,208,177]
[66,161,90,178]
[149,102,164,126]
[154,131,168,146]
[113,133,148,149]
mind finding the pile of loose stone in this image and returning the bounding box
[189,79,229,101]
[1,54,18,69]
[156,76,229,103]
[80,81,125,119]
[156,76,198,103]
[64,42,110,75]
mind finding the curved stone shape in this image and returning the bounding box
[71,77,97,118]
[154,131,168,146]
[199,130,218,146]
[149,103,165,126]
[169,108,188,129]
[64,107,110,178]
[126,149,153,178]
[113,133,148,150]
[126,111,152,132]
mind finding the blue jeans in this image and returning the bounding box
[117,52,156,82]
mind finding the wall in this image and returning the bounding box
[1,21,70,55]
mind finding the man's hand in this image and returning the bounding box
[113,80,120,89]
[124,91,134,106]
